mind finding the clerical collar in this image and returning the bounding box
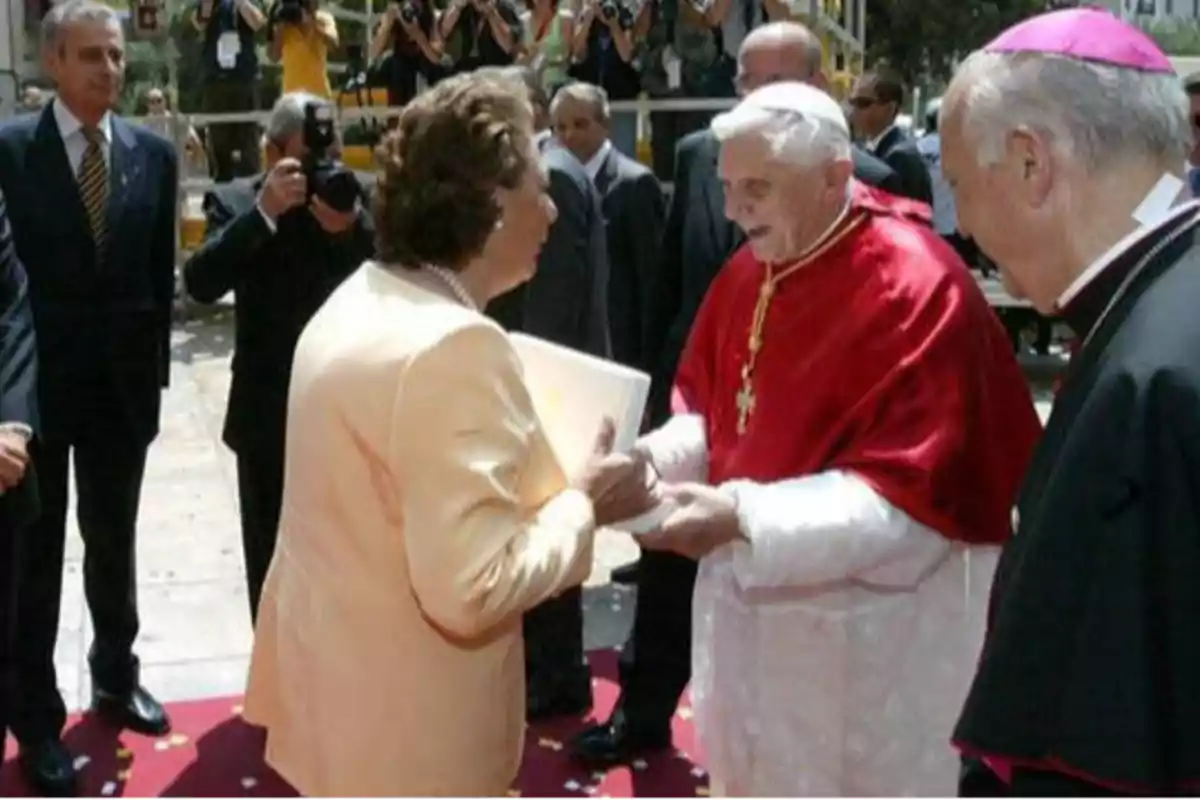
[1058,177,1198,339]
[1057,173,1189,310]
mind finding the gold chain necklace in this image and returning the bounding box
[735,213,869,435]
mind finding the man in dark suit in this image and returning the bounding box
[482,66,611,721]
[571,21,907,766]
[849,68,934,206]
[0,185,39,775]
[0,1,179,792]
[551,81,667,369]
[183,92,374,623]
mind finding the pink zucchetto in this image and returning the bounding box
[984,7,1175,74]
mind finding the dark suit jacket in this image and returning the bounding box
[0,186,39,746]
[0,185,38,531]
[489,141,611,359]
[595,146,666,369]
[183,176,373,455]
[874,127,933,206]
[641,130,900,417]
[0,104,178,447]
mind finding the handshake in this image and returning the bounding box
[572,418,661,528]
[571,419,744,560]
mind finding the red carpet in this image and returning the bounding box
[1,650,708,797]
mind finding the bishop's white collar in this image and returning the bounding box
[1057,173,1196,309]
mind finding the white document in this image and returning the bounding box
[511,333,650,477]
[663,46,682,90]
[217,32,242,69]
[511,333,674,533]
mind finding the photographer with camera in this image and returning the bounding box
[569,0,648,157]
[438,0,522,73]
[182,93,373,622]
[516,0,574,93]
[368,0,444,107]
[192,0,267,181]
[268,0,340,98]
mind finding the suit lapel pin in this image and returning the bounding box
[1010,505,1020,535]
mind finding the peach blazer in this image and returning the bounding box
[243,262,596,797]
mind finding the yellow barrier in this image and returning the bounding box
[341,144,376,171]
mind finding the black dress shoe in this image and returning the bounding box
[526,673,592,721]
[19,738,78,797]
[569,714,671,766]
[610,560,640,585]
[91,684,171,736]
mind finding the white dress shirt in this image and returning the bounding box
[52,99,112,175]
[583,139,611,183]
[865,123,896,154]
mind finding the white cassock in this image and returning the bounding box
[639,415,999,797]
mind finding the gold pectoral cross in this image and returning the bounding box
[734,280,773,435]
[731,211,868,437]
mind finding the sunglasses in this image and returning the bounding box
[847,97,880,110]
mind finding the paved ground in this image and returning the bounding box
[50,311,1058,712]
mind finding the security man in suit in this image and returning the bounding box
[551,81,667,369]
[482,65,612,721]
[0,1,180,792]
[849,68,934,206]
[571,21,909,766]
[0,185,39,778]
[183,92,374,623]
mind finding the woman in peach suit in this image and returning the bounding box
[243,72,645,796]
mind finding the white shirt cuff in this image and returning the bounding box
[637,413,707,484]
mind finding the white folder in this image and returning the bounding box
[510,334,671,533]
[510,332,650,474]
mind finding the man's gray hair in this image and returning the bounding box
[265,92,331,145]
[710,105,851,166]
[42,0,123,52]
[549,82,610,125]
[949,50,1190,173]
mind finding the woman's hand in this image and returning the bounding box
[574,420,661,526]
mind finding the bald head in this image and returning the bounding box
[736,21,825,96]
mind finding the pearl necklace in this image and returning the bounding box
[425,265,479,311]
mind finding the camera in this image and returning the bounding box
[273,0,307,25]
[302,103,361,214]
[393,0,420,23]
[599,0,618,19]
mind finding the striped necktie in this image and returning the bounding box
[77,126,109,261]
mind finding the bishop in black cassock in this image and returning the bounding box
[941,8,1200,796]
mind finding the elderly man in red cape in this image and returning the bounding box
[608,82,1042,795]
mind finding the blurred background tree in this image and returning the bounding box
[1140,18,1200,56]
[864,0,1048,84]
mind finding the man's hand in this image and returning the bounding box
[637,482,741,560]
[0,431,29,494]
[259,158,307,223]
[309,196,358,234]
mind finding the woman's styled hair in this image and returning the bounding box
[373,71,536,271]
